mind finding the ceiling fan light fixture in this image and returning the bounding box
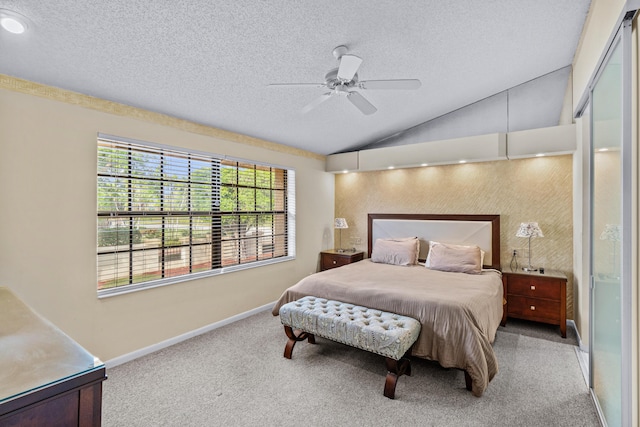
[332,45,348,60]
[270,45,420,115]
[0,9,30,34]
[335,85,349,95]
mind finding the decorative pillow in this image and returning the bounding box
[425,241,485,267]
[425,241,482,274]
[370,237,419,266]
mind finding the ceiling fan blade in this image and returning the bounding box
[347,91,377,115]
[268,83,326,88]
[359,79,422,90]
[337,54,363,81]
[301,92,332,114]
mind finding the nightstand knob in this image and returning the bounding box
[530,285,536,290]
[332,260,337,264]
[530,306,536,311]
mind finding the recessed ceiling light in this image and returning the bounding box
[598,148,609,152]
[458,160,466,164]
[0,9,30,34]
[342,170,348,174]
[387,166,394,170]
[535,153,545,157]
[421,163,428,167]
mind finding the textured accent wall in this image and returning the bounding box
[335,155,574,319]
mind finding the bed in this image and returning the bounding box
[272,213,504,397]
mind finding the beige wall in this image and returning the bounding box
[335,156,575,318]
[572,0,626,105]
[0,82,335,361]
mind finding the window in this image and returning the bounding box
[97,134,295,296]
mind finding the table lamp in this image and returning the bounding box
[334,218,348,252]
[516,222,544,272]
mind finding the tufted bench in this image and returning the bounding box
[278,296,421,399]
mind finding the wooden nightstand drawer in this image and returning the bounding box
[502,269,567,337]
[507,296,561,322]
[321,255,351,270]
[320,250,364,271]
[508,276,561,300]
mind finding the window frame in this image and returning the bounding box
[97,133,296,298]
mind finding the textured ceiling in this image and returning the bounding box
[0,1,590,155]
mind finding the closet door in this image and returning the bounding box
[589,19,632,425]
[590,37,622,426]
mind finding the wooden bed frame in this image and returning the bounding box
[367,213,501,270]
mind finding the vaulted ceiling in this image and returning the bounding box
[0,1,591,155]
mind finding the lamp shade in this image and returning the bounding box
[599,224,621,241]
[515,222,543,238]
[334,218,348,229]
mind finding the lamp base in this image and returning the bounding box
[522,266,538,272]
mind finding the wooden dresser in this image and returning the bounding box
[320,250,364,271]
[503,269,567,338]
[0,287,106,426]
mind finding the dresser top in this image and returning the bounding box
[0,287,104,403]
[321,249,365,256]
[502,267,567,280]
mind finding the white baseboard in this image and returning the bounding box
[567,319,589,386]
[566,319,588,352]
[105,302,275,369]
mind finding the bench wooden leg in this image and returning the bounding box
[384,356,412,399]
[283,325,315,359]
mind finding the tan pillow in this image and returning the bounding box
[371,237,419,266]
[426,241,485,267]
[425,241,482,274]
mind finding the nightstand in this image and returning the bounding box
[503,269,567,338]
[320,250,364,271]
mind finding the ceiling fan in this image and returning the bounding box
[269,45,421,115]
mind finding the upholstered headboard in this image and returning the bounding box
[367,214,501,270]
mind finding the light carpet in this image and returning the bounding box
[103,310,599,426]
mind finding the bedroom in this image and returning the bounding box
[0,1,637,426]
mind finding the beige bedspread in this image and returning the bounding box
[272,259,503,396]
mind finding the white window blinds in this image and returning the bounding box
[97,134,294,295]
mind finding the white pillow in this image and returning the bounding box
[425,241,483,274]
[371,237,419,266]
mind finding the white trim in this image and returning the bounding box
[104,302,275,368]
[568,319,590,387]
[567,319,588,353]
[575,346,590,387]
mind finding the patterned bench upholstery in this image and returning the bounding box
[278,296,421,399]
